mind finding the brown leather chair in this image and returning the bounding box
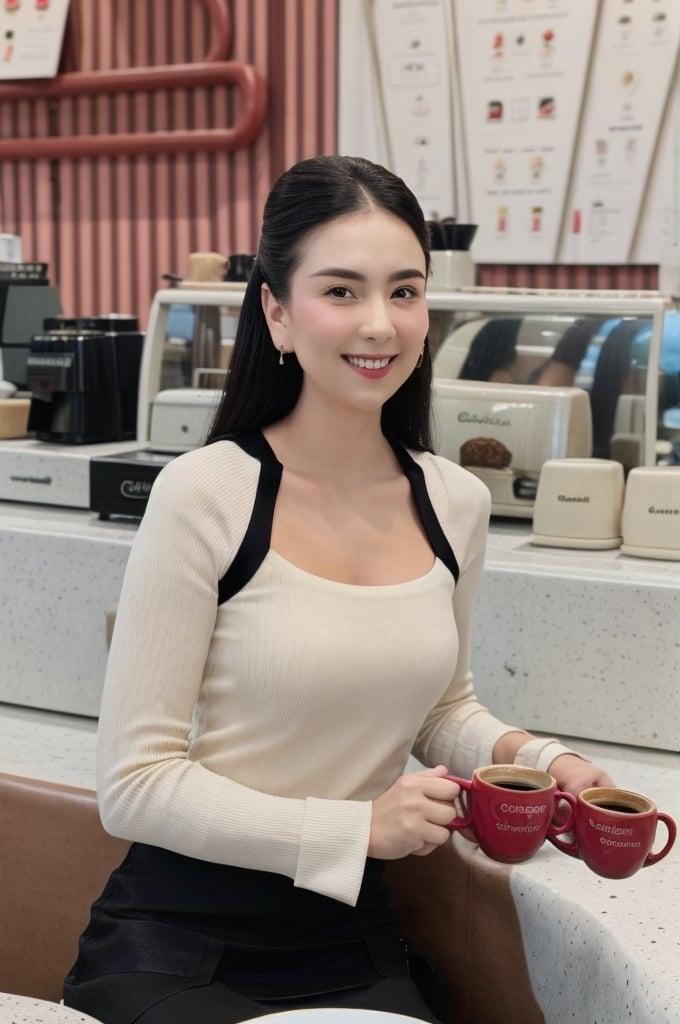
[0,772,129,1001]
[0,771,543,1022]
[385,843,545,1024]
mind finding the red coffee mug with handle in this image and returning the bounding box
[548,786,676,879]
[445,764,577,864]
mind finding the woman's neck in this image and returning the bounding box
[264,406,398,484]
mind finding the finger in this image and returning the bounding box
[411,833,450,856]
[422,776,461,801]
[425,800,461,829]
[420,821,455,847]
[413,765,450,778]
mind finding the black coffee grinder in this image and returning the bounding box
[0,261,61,387]
[26,314,143,444]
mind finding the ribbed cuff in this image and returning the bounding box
[513,737,589,774]
[294,797,372,907]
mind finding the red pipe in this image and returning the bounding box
[0,1,267,159]
[197,0,232,61]
[0,60,261,100]
[0,63,267,158]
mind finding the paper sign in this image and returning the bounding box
[453,0,597,263]
[0,0,70,81]
[559,0,680,264]
[372,0,459,220]
[631,61,680,264]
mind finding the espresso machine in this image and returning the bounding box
[26,314,143,443]
[0,315,144,508]
[0,261,61,386]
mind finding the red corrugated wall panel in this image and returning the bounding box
[0,0,339,325]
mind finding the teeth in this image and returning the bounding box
[347,356,392,369]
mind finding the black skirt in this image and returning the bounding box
[64,843,414,1024]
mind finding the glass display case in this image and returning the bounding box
[427,287,678,472]
[137,284,679,476]
[136,283,248,445]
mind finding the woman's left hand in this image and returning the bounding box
[548,753,615,795]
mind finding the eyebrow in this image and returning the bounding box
[309,267,426,282]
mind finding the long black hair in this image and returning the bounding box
[590,318,647,458]
[458,318,521,381]
[206,155,433,450]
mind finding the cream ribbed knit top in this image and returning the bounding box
[97,437,520,906]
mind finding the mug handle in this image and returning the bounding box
[643,812,677,868]
[546,790,578,837]
[546,791,579,857]
[443,774,473,831]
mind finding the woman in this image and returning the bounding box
[64,155,612,1024]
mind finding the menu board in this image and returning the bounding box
[558,0,680,264]
[0,0,70,81]
[631,60,680,264]
[372,0,459,220]
[453,0,597,263]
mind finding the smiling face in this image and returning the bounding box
[262,207,429,420]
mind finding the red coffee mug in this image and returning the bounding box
[548,786,676,879]
[445,765,577,864]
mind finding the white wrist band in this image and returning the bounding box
[513,737,588,775]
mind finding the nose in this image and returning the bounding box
[358,296,397,343]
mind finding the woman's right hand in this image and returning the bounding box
[368,765,461,859]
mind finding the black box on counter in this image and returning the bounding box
[89,448,175,520]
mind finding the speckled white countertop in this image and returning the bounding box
[0,703,97,788]
[474,519,680,752]
[0,993,102,1022]
[505,740,680,1024]
[485,517,680,582]
[0,503,135,718]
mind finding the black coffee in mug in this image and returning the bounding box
[591,800,641,813]
[495,782,541,791]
